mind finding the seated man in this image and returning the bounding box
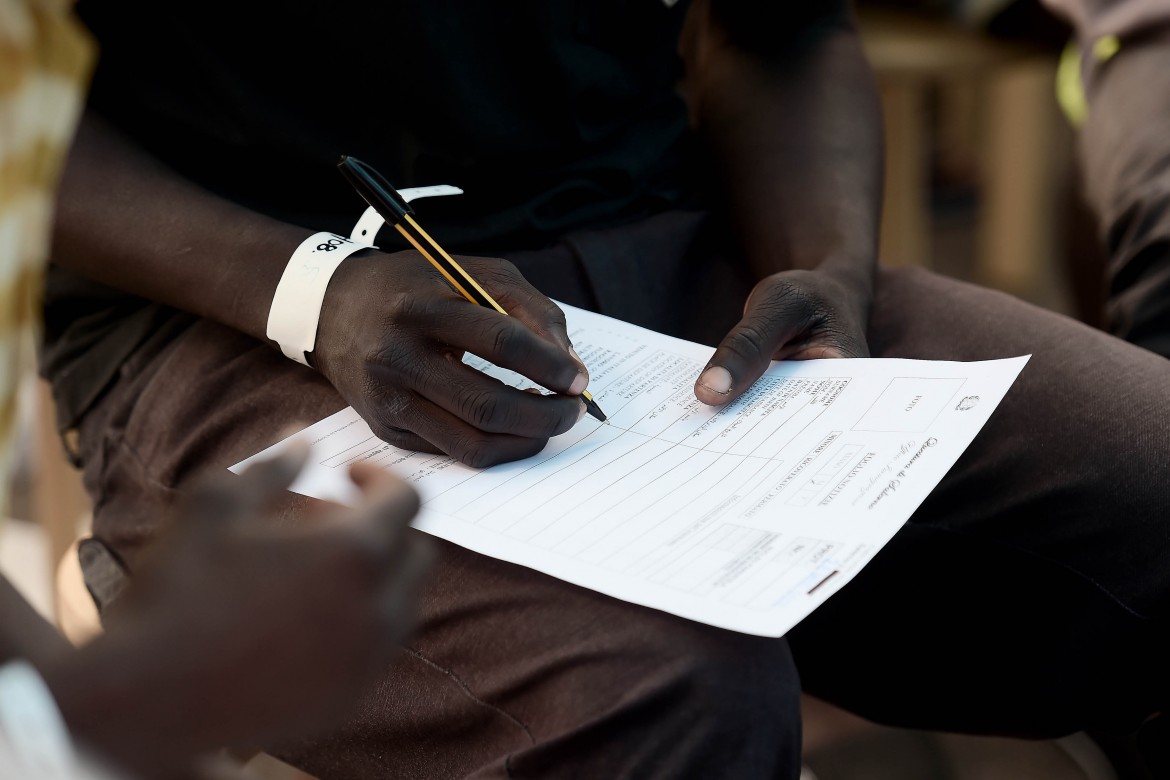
[45,0,1169,777]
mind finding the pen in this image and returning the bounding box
[337,155,607,423]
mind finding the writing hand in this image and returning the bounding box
[314,251,588,468]
[694,268,870,405]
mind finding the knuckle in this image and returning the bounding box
[490,257,520,278]
[384,480,422,521]
[461,389,505,431]
[468,256,515,285]
[368,413,412,445]
[384,290,414,321]
[486,321,521,357]
[757,278,811,313]
[725,325,769,362]
[543,401,578,437]
[452,435,496,469]
[368,338,408,375]
[542,302,567,330]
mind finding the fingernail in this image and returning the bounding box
[569,347,587,371]
[577,400,587,421]
[570,371,588,395]
[698,367,732,396]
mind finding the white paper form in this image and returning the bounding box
[232,305,1028,637]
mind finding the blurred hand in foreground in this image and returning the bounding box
[44,445,433,778]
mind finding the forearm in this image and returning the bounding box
[42,632,201,779]
[0,577,191,776]
[0,575,72,665]
[682,1,882,300]
[53,112,312,342]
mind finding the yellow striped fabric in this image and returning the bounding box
[0,0,91,517]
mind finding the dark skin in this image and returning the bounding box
[682,0,881,402]
[54,116,588,469]
[4,452,432,779]
[52,1,881,465]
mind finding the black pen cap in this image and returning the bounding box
[337,155,415,220]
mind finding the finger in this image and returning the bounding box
[368,391,554,468]
[421,299,587,396]
[186,441,311,525]
[344,464,422,552]
[349,462,421,523]
[347,460,394,492]
[461,257,577,345]
[378,535,436,642]
[239,439,311,492]
[376,428,445,455]
[694,287,821,406]
[391,355,585,439]
[329,472,430,630]
[449,257,589,385]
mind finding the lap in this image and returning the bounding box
[791,266,1170,736]
[77,298,800,778]
[71,254,1169,771]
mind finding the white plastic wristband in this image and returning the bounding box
[0,661,78,779]
[266,232,371,365]
[267,185,463,367]
[348,184,463,245]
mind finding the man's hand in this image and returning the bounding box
[52,118,587,473]
[682,2,882,409]
[695,268,870,406]
[314,251,588,468]
[45,447,434,777]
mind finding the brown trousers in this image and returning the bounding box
[69,213,1170,778]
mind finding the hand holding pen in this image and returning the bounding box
[338,156,606,423]
[306,161,599,468]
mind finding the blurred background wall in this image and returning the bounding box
[860,0,1104,326]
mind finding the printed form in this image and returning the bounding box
[233,305,1028,637]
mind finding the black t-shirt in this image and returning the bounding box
[44,0,700,427]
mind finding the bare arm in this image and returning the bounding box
[680,1,884,403]
[53,113,305,341]
[53,114,586,466]
[0,575,72,666]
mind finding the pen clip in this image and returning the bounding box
[337,155,415,220]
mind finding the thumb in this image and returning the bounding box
[694,287,824,406]
[186,440,310,528]
[346,462,422,553]
[695,318,782,407]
